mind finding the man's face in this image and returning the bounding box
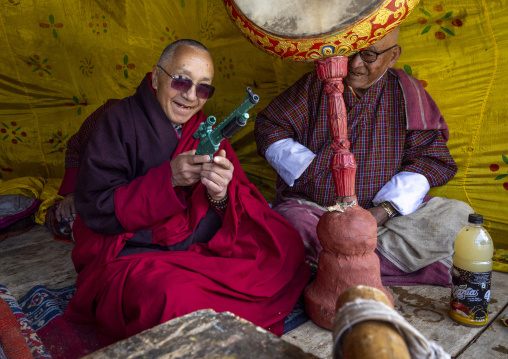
[345,32,401,97]
[152,45,214,126]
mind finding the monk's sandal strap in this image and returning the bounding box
[206,191,229,212]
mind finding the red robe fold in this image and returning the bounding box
[64,73,311,343]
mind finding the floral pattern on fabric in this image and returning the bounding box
[0,0,506,248]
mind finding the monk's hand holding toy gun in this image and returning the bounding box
[193,87,259,162]
[194,87,259,202]
[170,88,259,190]
[193,87,259,202]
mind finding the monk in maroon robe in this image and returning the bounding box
[64,39,311,344]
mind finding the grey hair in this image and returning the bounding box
[157,39,209,68]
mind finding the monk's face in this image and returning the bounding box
[152,45,214,126]
[345,29,401,98]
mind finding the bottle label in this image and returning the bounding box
[449,265,491,325]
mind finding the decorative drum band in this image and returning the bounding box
[224,0,419,62]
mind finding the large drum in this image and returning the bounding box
[224,0,419,61]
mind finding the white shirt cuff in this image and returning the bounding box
[372,171,430,215]
[265,139,316,187]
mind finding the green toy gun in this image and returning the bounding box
[193,87,259,161]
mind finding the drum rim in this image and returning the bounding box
[224,0,419,61]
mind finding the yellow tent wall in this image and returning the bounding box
[0,0,506,248]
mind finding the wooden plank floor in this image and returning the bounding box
[1,225,507,358]
[0,225,77,298]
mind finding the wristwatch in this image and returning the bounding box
[379,201,398,219]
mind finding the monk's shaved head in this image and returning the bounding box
[152,39,214,127]
[158,39,210,68]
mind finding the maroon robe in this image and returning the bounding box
[64,73,311,343]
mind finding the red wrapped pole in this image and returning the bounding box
[315,56,356,206]
[304,56,392,330]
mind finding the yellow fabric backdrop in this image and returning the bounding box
[0,0,506,248]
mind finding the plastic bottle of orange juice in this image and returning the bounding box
[449,213,494,326]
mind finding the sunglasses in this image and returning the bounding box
[157,65,215,100]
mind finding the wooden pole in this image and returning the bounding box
[333,286,410,359]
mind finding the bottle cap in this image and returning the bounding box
[468,213,483,224]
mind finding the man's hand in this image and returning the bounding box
[200,149,233,200]
[367,206,390,227]
[56,193,76,222]
[170,150,210,187]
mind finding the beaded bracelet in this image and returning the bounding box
[206,191,229,211]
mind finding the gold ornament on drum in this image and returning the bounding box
[223,0,420,62]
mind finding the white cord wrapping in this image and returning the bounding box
[333,299,451,359]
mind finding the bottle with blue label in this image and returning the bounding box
[449,213,494,326]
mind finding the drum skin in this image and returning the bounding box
[223,0,420,62]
